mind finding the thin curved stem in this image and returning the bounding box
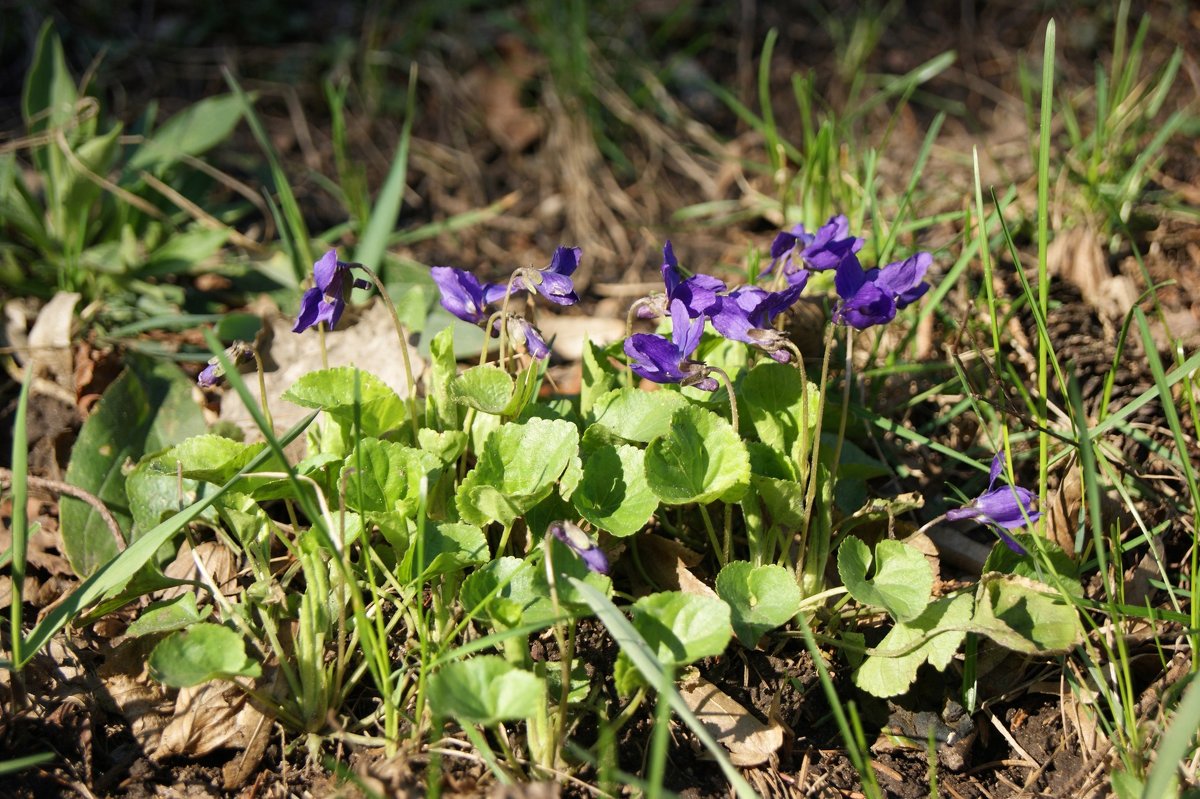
[706,365,739,434]
[352,263,420,442]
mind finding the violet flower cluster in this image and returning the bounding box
[430,246,582,359]
[624,219,932,386]
[293,250,372,334]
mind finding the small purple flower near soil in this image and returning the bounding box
[512,245,582,306]
[197,341,254,387]
[431,266,506,325]
[945,451,1040,554]
[637,241,725,320]
[548,520,609,575]
[292,250,371,333]
[833,251,932,330]
[764,214,864,285]
[710,282,806,362]
[624,298,718,391]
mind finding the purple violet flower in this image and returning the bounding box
[710,282,806,362]
[512,245,582,306]
[431,266,506,325]
[624,298,718,391]
[833,251,932,330]
[764,215,864,285]
[548,520,609,575]
[945,451,1039,554]
[197,341,254,388]
[636,241,725,320]
[502,315,550,360]
[293,250,371,333]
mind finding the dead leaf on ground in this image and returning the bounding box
[677,671,784,767]
[1048,227,1137,320]
[631,534,717,599]
[26,291,80,393]
[160,540,238,602]
[98,638,174,753]
[153,679,268,761]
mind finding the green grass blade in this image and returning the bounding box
[20,411,316,664]
[1142,672,1200,799]
[0,752,55,775]
[355,65,418,276]
[222,68,312,282]
[1036,19,1055,522]
[569,577,759,799]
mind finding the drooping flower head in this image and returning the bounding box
[293,250,371,333]
[637,241,724,320]
[624,298,718,391]
[431,266,506,325]
[764,215,864,286]
[548,520,609,575]
[945,450,1040,554]
[710,282,806,362]
[501,314,550,360]
[512,245,582,306]
[197,341,254,388]
[833,251,931,330]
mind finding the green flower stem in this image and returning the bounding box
[624,299,651,389]
[608,686,647,736]
[252,350,274,433]
[498,271,526,371]
[796,323,836,585]
[699,504,726,567]
[317,322,329,370]
[353,262,420,442]
[707,365,739,434]
[829,325,853,497]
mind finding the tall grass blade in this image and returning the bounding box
[7,372,33,670]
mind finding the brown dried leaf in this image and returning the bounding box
[160,540,238,602]
[98,638,173,753]
[631,534,717,599]
[677,672,784,767]
[26,291,80,392]
[153,679,267,760]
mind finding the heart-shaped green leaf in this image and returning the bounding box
[837,537,932,622]
[428,656,545,725]
[740,361,819,453]
[969,574,1082,654]
[853,593,973,698]
[628,591,732,670]
[588,387,688,444]
[283,367,407,438]
[449,364,515,415]
[573,443,658,537]
[645,405,749,505]
[715,561,802,647]
[340,438,439,516]
[457,418,579,527]
[126,593,211,638]
[147,623,261,687]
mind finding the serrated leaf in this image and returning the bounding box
[716,562,801,647]
[645,405,749,505]
[588,387,689,443]
[427,656,544,725]
[61,360,207,577]
[129,94,243,171]
[456,418,578,527]
[147,623,261,687]
[282,367,406,438]
[449,364,515,415]
[581,337,619,418]
[740,361,818,453]
[573,443,658,537]
[409,522,489,581]
[340,437,439,516]
[147,435,268,484]
[853,593,973,698]
[837,537,932,622]
[969,574,1082,654]
[629,591,732,669]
